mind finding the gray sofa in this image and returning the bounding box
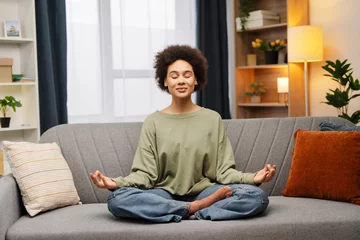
[1,116,360,240]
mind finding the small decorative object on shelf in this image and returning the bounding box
[252,38,286,64]
[4,20,21,38]
[12,74,23,81]
[0,96,22,128]
[245,82,266,103]
[322,59,360,124]
[247,54,257,66]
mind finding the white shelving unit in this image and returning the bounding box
[0,0,40,175]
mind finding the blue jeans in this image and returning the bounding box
[107,184,269,223]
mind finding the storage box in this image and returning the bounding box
[0,58,13,83]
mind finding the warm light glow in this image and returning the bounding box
[277,77,289,93]
[288,25,323,62]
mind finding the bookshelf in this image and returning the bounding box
[0,0,40,175]
[234,0,309,119]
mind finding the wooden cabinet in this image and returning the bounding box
[234,0,308,119]
[0,0,40,174]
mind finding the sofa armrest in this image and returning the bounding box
[0,174,25,240]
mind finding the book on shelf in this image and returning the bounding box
[20,77,35,82]
[248,15,280,21]
[249,10,278,17]
[246,19,280,29]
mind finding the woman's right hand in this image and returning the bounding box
[90,170,117,190]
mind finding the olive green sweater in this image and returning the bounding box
[112,108,256,196]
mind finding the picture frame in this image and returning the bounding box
[4,20,21,38]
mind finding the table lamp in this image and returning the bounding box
[288,25,323,116]
[277,77,289,104]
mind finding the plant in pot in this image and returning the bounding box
[238,0,252,32]
[245,82,266,103]
[322,59,360,124]
[0,96,22,128]
[252,38,286,64]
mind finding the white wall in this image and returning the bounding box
[309,0,360,117]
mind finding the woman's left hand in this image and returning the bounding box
[253,164,276,184]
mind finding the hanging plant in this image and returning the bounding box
[239,0,252,32]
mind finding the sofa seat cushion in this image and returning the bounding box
[7,197,360,240]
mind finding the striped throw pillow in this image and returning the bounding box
[2,141,81,216]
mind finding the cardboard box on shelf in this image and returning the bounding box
[0,58,13,83]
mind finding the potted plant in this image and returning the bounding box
[245,82,266,103]
[0,96,22,128]
[238,0,252,32]
[252,38,286,64]
[322,59,360,124]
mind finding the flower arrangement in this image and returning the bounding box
[252,38,287,51]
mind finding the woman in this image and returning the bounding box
[90,45,276,222]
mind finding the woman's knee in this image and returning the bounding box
[232,184,269,215]
[107,187,139,217]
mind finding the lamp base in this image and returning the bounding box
[278,93,288,105]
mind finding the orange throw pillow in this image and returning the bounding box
[282,130,360,205]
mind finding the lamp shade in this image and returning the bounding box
[277,77,289,93]
[288,25,323,62]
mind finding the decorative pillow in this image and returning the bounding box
[2,141,81,216]
[319,122,360,131]
[282,130,360,205]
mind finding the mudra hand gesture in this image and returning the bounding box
[90,170,116,190]
[254,164,276,184]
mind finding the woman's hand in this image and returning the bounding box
[253,164,276,184]
[90,170,117,190]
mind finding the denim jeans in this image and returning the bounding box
[107,184,269,223]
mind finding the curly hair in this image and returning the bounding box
[154,45,208,93]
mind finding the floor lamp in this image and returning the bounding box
[288,25,323,116]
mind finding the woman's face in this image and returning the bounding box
[164,60,197,99]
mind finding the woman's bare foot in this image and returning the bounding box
[188,186,232,213]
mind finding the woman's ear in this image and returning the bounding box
[164,80,168,87]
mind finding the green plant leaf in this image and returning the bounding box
[349,75,360,90]
[325,89,349,108]
[339,111,360,124]
[349,93,360,100]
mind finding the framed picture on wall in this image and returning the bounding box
[4,20,21,38]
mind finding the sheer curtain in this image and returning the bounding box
[66,0,196,123]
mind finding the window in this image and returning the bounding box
[66,0,196,123]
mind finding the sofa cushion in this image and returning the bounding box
[2,141,81,216]
[6,197,360,240]
[282,130,360,205]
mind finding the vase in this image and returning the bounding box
[247,54,257,66]
[0,117,10,128]
[264,51,279,64]
[251,96,261,103]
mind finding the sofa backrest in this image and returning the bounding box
[40,116,352,204]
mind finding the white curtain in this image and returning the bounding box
[66,0,196,123]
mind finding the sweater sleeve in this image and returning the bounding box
[111,117,158,189]
[215,120,256,185]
